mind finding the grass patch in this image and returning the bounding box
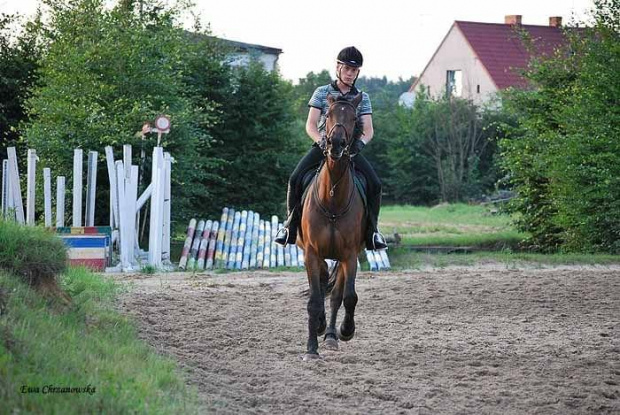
[0,267,199,414]
[387,246,620,269]
[379,203,527,248]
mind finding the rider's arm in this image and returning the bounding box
[360,114,374,144]
[305,107,323,144]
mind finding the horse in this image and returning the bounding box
[298,93,367,361]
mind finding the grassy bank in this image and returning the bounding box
[379,203,525,249]
[0,266,199,414]
[386,248,620,269]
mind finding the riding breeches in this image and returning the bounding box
[286,143,382,232]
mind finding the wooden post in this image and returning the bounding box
[85,151,98,226]
[43,168,52,227]
[1,159,8,218]
[104,146,119,230]
[72,149,83,227]
[148,147,164,267]
[162,152,172,263]
[7,147,25,224]
[26,149,37,225]
[56,176,65,227]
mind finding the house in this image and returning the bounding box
[407,15,575,105]
[220,38,282,73]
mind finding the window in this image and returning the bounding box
[446,70,462,97]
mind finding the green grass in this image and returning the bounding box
[386,247,620,269]
[379,203,526,248]
[0,267,199,414]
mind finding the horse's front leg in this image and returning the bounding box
[323,263,344,350]
[338,257,358,341]
[303,250,324,360]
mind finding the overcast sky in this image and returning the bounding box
[1,0,594,83]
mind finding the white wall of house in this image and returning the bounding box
[413,24,497,105]
[228,52,279,72]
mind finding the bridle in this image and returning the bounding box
[313,99,359,223]
[324,99,358,159]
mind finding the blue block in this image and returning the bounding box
[60,235,108,248]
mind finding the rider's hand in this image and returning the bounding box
[351,139,366,156]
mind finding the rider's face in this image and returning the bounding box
[338,64,360,84]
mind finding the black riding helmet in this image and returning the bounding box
[337,46,363,68]
[336,46,363,88]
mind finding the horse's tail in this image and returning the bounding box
[325,261,340,296]
[300,260,341,297]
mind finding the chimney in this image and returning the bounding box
[505,15,522,25]
[549,16,562,27]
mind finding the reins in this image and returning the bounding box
[312,99,359,223]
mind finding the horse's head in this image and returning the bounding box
[325,93,363,160]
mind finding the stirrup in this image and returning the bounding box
[274,227,290,247]
[372,231,388,251]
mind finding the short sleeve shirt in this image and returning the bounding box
[308,81,372,134]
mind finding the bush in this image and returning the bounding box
[0,220,67,286]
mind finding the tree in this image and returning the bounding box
[22,0,222,224]
[0,12,45,160]
[204,62,304,217]
[500,0,620,252]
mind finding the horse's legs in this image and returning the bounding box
[338,257,358,341]
[324,264,344,350]
[317,260,328,336]
[304,250,324,359]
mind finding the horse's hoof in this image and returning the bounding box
[302,353,322,361]
[323,337,339,350]
[337,326,355,342]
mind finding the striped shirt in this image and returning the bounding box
[308,81,372,134]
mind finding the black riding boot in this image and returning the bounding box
[274,184,299,246]
[366,190,388,251]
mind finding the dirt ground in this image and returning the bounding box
[115,265,620,414]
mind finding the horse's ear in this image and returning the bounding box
[327,94,335,105]
[352,93,363,108]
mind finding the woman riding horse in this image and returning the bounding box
[274,46,387,251]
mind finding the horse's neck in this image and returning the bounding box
[317,158,353,209]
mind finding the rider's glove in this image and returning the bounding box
[351,139,366,156]
[318,137,327,151]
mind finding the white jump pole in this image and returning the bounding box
[72,149,83,227]
[115,160,128,269]
[162,152,172,263]
[1,159,8,218]
[105,146,120,244]
[148,147,164,267]
[125,165,138,267]
[7,147,25,224]
[43,168,52,227]
[26,149,37,225]
[56,176,65,227]
[85,151,98,227]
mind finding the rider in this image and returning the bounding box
[274,46,388,251]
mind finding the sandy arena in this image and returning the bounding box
[116,266,620,414]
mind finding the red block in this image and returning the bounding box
[69,258,106,271]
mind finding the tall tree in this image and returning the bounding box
[23,0,221,223]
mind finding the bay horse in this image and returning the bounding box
[298,93,367,361]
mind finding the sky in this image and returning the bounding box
[1,0,594,83]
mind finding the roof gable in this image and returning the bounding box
[454,21,572,89]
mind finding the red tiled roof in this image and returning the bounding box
[455,21,572,89]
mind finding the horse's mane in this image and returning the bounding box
[333,95,364,141]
